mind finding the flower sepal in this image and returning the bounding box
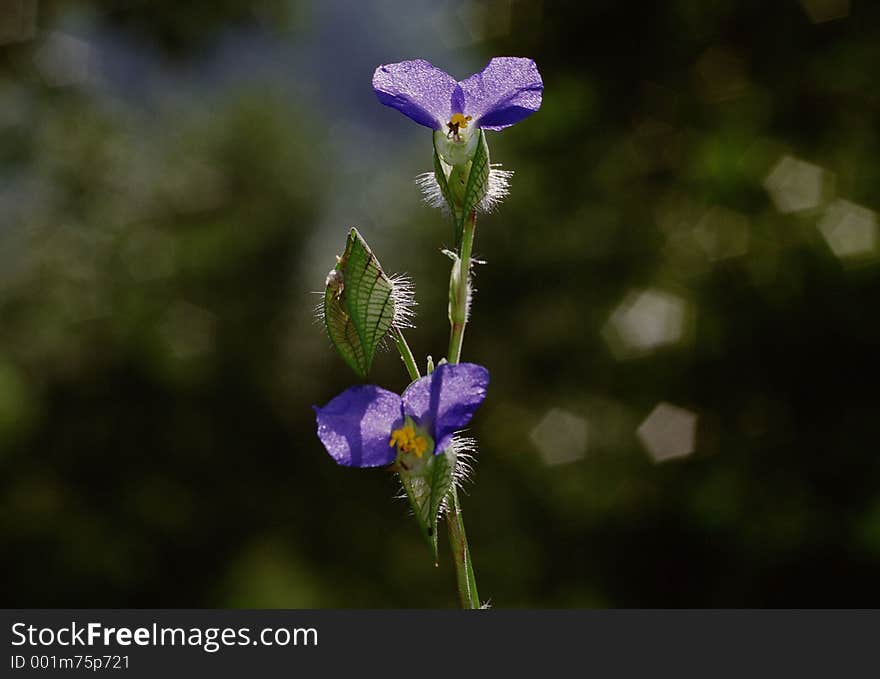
[395,444,457,562]
[432,129,491,246]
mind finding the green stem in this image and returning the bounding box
[446,485,480,608]
[392,326,420,382]
[447,210,477,365]
[445,209,481,609]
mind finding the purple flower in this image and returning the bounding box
[314,363,489,468]
[372,57,543,134]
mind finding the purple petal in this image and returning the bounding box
[314,386,403,467]
[458,57,543,130]
[402,363,489,454]
[372,59,458,130]
[451,84,465,115]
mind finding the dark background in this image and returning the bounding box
[1,0,879,607]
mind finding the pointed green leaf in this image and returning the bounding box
[323,228,396,378]
[399,473,432,555]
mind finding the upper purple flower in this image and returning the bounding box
[314,363,489,468]
[372,57,543,133]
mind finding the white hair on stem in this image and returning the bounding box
[481,164,513,212]
[441,249,477,327]
[310,290,326,326]
[415,171,448,211]
[450,434,478,490]
[437,434,479,516]
[415,165,514,214]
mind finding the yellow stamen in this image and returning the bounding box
[389,422,429,458]
[449,113,472,129]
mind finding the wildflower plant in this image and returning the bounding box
[314,57,542,608]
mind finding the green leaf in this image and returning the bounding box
[323,228,396,378]
[403,447,457,561]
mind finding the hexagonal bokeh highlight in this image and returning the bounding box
[636,402,698,463]
[817,199,878,261]
[763,155,831,214]
[530,408,588,466]
[603,289,690,359]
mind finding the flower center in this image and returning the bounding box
[446,113,473,142]
[389,421,429,458]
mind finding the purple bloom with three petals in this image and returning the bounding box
[372,57,543,135]
[314,363,489,468]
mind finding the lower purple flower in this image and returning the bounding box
[314,363,489,468]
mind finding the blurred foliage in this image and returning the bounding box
[2,1,880,607]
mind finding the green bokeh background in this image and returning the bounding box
[2,1,880,607]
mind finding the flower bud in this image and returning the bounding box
[321,228,416,378]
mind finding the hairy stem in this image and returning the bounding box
[446,485,480,608]
[445,209,480,609]
[447,210,477,365]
